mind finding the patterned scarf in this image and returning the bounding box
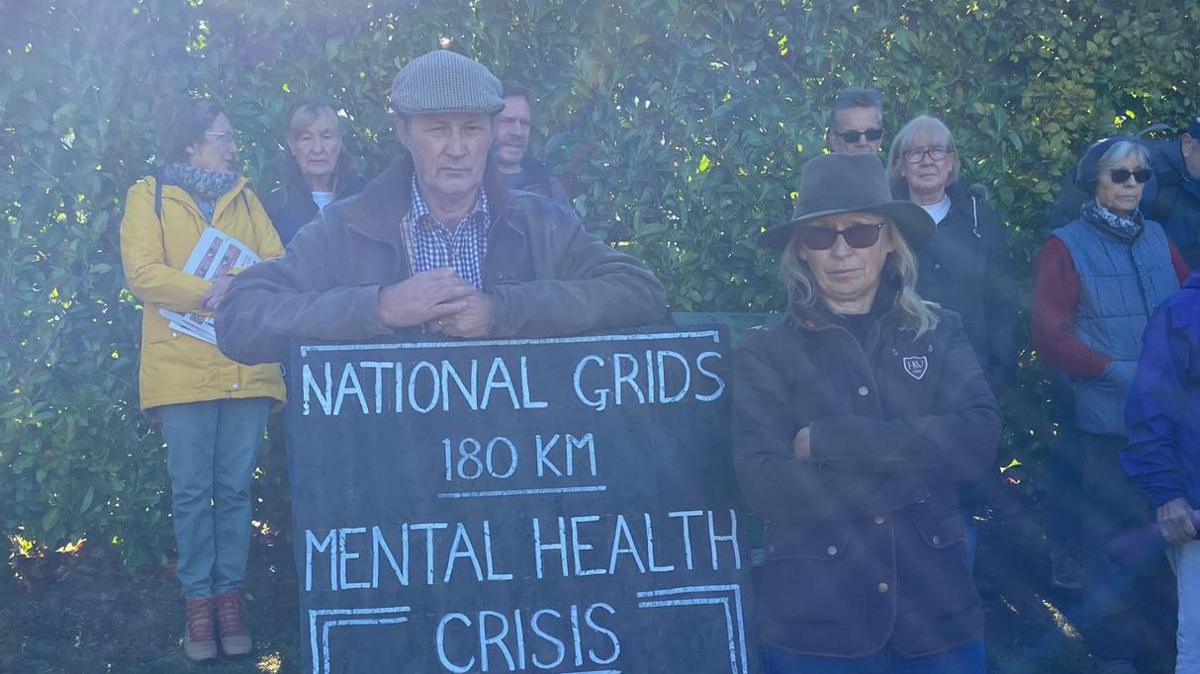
[163,162,240,203]
[1081,200,1144,243]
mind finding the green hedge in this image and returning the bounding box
[3,0,1198,568]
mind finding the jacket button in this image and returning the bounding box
[857,386,869,397]
[826,545,838,556]
[877,582,890,593]
[874,515,885,525]
[932,535,942,545]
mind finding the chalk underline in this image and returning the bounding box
[436,485,609,499]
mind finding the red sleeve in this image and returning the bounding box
[1169,240,1190,283]
[1031,236,1111,377]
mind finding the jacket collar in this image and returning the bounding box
[343,155,518,244]
[788,261,905,332]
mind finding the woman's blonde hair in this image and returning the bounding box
[780,218,940,337]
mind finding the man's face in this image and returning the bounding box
[828,106,884,155]
[1182,133,1200,180]
[397,112,493,202]
[494,95,531,170]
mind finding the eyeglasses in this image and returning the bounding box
[205,131,237,146]
[902,146,952,163]
[798,223,885,250]
[1109,168,1152,184]
[834,128,884,144]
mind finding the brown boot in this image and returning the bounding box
[183,597,217,662]
[213,591,252,656]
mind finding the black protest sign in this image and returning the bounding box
[286,327,756,674]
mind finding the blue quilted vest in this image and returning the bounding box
[1053,216,1180,436]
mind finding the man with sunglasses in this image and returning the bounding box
[826,86,885,155]
[1143,114,1200,268]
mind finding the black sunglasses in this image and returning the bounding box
[834,128,884,144]
[798,223,885,250]
[1109,168,1153,184]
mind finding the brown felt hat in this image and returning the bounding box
[759,153,935,251]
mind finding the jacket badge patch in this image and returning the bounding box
[903,356,928,381]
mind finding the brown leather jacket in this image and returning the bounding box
[732,282,1000,658]
[215,157,668,365]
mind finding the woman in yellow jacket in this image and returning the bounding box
[119,97,284,662]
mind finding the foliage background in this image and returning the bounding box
[2,0,1198,570]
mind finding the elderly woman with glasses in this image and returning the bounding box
[1032,136,1189,674]
[265,97,366,246]
[119,97,284,662]
[734,154,1000,673]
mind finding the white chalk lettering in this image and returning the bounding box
[337,527,370,590]
[411,522,449,585]
[708,508,742,571]
[372,524,409,588]
[333,362,368,415]
[519,356,548,408]
[657,350,692,403]
[532,516,568,579]
[437,613,474,673]
[570,515,605,577]
[481,358,521,410]
[695,350,726,401]
[607,515,646,574]
[445,523,485,584]
[585,603,621,665]
[441,360,479,411]
[644,512,675,572]
[359,361,393,413]
[530,609,566,669]
[669,510,704,571]
[573,355,609,411]
[305,529,336,591]
[409,361,440,413]
[301,362,332,416]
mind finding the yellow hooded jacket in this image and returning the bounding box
[119,175,286,410]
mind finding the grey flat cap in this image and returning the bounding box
[390,50,504,116]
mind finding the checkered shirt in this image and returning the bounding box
[405,175,491,289]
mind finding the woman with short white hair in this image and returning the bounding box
[1032,136,1190,674]
[265,98,365,246]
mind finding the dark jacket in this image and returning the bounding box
[215,157,668,365]
[732,283,1000,657]
[503,156,570,207]
[1143,138,1200,268]
[899,182,1019,396]
[1123,272,1200,508]
[264,154,367,246]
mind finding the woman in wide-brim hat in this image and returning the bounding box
[733,153,1001,673]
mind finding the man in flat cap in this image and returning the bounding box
[215,50,668,364]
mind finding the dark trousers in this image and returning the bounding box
[1046,424,1085,555]
[1075,429,1153,662]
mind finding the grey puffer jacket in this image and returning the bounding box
[215,156,668,365]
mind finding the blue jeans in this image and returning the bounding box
[160,398,269,599]
[762,639,986,674]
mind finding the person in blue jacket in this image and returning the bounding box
[1124,271,1200,674]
